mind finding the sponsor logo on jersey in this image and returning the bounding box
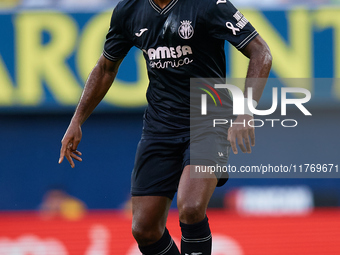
[145,45,193,69]
[178,20,194,39]
[147,45,192,60]
[135,28,148,37]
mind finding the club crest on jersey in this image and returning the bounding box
[178,20,194,39]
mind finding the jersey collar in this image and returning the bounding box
[148,0,179,14]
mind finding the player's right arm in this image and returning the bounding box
[59,3,133,168]
[58,56,123,168]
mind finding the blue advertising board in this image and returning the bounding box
[0,7,340,211]
[0,8,340,111]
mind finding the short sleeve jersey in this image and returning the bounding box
[104,0,258,138]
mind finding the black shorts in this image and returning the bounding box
[131,133,231,200]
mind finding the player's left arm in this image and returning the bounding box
[203,0,272,154]
[227,35,272,154]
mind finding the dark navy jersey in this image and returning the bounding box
[104,0,258,137]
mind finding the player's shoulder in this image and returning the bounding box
[113,0,142,14]
[198,0,237,18]
[196,0,232,8]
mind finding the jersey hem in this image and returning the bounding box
[141,131,190,139]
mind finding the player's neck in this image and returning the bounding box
[152,0,172,9]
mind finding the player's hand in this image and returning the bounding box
[58,121,83,168]
[228,115,255,154]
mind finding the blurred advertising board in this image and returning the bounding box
[1,8,340,112]
[0,210,339,254]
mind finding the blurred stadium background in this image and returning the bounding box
[0,0,340,254]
